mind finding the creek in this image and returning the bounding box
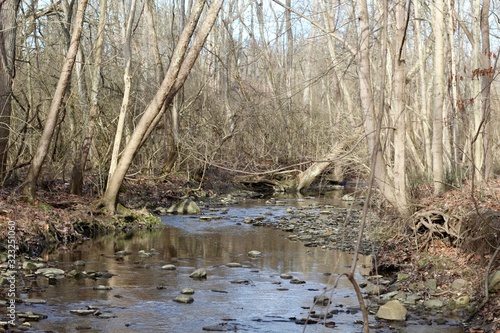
[14,195,466,332]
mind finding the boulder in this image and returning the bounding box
[375,300,407,321]
[167,199,201,215]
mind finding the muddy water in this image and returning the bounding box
[17,197,465,333]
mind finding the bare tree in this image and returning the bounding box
[0,0,21,182]
[479,0,492,180]
[100,0,224,214]
[22,0,89,202]
[392,0,409,215]
[432,0,446,195]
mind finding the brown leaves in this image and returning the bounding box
[472,67,495,80]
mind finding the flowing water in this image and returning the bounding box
[11,196,466,333]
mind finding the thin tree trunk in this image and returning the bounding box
[70,0,107,194]
[357,0,397,211]
[480,0,492,180]
[100,0,224,214]
[393,0,409,215]
[0,0,21,182]
[413,0,432,178]
[107,0,138,189]
[149,0,180,175]
[471,0,483,182]
[22,0,89,202]
[432,0,446,195]
[447,0,460,184]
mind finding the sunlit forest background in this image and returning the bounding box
[1,0,499,214]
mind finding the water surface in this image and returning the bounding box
[14,197,465,332]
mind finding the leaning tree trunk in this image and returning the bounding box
[100,0,224,214]
[0,0,21,183]
[22,0,89,202]
[296,146,343,192]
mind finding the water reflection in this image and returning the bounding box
[15,198,463,333]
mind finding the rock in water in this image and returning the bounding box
[167,199,201,215]
[161,264,177,270]
[173,295,194,304]
[181,288,195,294]
[313,295,330,306]
[190,268,207,279]
[248,250,262,258]
[341,194,355,201]
[202,322,237,331]
[35,267,65,277]
[375,300,407,321]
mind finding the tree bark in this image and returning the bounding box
[22,0,89,202]
[471,0,483,182]
[100,0,224,214]
[479,0,492,180]
[432,0,446,195]
[393,0,409,215]
[296,147,343,192]
[0,0,20,183]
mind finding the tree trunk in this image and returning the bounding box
[470,0,480,182]
[480,0,492,180]
[413,0,432,178]
[70,0,107,195]
[393,0,409,215]
[143,0,180,175]
[296,147,343,192]
[100,0,224,214]
[22,0,89,202]
[0,0,21,183]
[357,0,397,209]
[107,0,138,189]
[432,0,446,195]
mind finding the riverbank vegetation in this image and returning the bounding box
[0,0,499,330]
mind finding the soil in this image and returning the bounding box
[0,175,499,332]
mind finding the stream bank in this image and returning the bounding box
[1,193,490,332]
[0,177,499,332]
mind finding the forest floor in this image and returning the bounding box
[0,175,499,332]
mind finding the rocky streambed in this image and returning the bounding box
[0,193,490,332]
